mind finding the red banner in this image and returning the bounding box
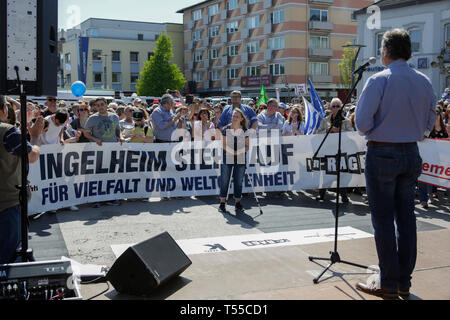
[241,75,272,88]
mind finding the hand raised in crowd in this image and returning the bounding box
[28,116,44,137]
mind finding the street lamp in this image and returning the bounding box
[431,40,450,75]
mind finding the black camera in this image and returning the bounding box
[185,94,194,105]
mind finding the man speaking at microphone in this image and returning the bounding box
[355,29,436,299]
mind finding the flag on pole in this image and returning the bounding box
[257,85,269,106]
[308,78,326,118]
[303,96,322,135]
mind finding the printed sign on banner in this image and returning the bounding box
[27,134,449,214]
[417,138,450,189]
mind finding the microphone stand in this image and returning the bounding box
[10,67,34,263]
[308,70,367,284]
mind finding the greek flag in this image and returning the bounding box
[303,97,322,135]
[308,78,327,118]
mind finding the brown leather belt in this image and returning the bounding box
[367,141,417,147]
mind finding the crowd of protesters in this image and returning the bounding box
[1,87,449,213]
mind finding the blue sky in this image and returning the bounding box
[58,0,201,30]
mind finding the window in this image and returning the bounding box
[194,71,203,82]
[227,68,239,79]
[309,62,328,75]
[310,36,328,49]
[246,66,261,76]
[209,26,220,38]
[246,16,260,29]
[138,34,144,41]
[228,45,239,56]
[209,4,219,17]
[446,24,450,41]
[193,9,202,21]
[112,51,121,62]
[112,73,121,83]
[65,53,71,64]
[209,49,219,59]
[310,9,328,22]
[148,52,154,60]
[228,0,238,10]
[93,72,102,83]
[130,73,139,83]
[409,28,421,53]
[269,37,285,50]
[247,41,260,54]
[193,30,202,41]
[272,10,285,24]
[65,74,71,85]
[376,32,383,56]
[155,34,160,41]
[227,21,239,34]
[249,0,260,4]
[269,63,285,76]
[210,70,220,81]
[194,51,203,62]
[92,50,102,61]
[130,52,139,63]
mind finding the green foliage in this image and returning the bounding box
[136,33,186,96]
[338,43,357,88]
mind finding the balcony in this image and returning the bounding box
[264,49,274,60]
[241,28,249,39]
[204,59,210,68]
[309,47,333,57]
[221,55,228,66]
[240,4,248,15]
[241,52,249,64]
[264,0,273,9]
[221,78,228,89]
[221,10,228,20]
[309,0,333,4]
[309,20,334,31]
[203,37,210,47]
[188,40,194,50]
[221,32,228,44]
[187,20,194,30]
[310,75,333,83]
[264,23,272,35]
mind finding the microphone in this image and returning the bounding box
[353,57,377,75]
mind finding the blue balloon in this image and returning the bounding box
[71,81,86,97]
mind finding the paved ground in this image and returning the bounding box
[28,189,449,300]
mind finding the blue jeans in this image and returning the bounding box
[365,144,422,291]
[219,164,246,200]
[418,182,432,203]
[0,205,22,264]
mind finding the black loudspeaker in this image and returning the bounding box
[0,0,58,96]
[106,232,192,296]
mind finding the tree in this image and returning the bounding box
[136,33,186,96]
[338,43,357,89]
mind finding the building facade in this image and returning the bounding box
[178,0,373,100]
[354,0,450,99]
[59,18,184,94]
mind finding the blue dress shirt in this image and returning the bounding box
[217,105,258,129]
[355,60,436,142]
[151,105,178,141]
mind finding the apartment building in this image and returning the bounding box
[178,0,373,100]
[59,18,184,93]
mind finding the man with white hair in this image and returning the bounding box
[316,97,353,202]
[442,88,450,100]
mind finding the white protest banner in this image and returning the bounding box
[27,133,449,214]
[417,138,450,188]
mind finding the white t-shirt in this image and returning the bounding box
[41,116,63,145]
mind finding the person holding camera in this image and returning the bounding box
[126,110,154,143]
[315,98,352,203]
